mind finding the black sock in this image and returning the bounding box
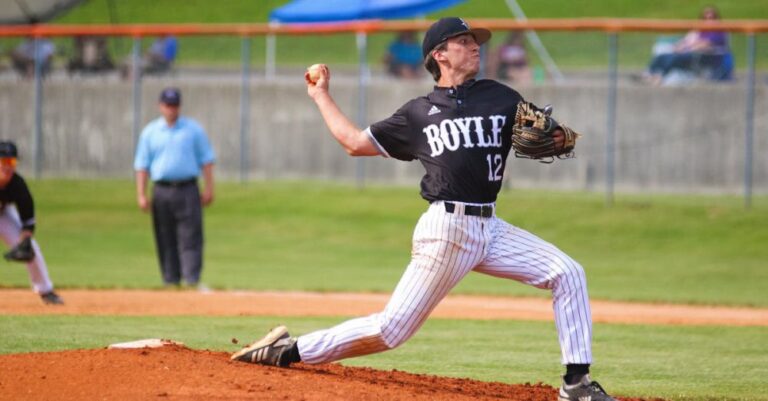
[564,364,590,385]
[279,342,302,366]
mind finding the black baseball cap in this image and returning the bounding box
[422,17,492,59]
[0,141,18,158]
[159,87,181,106]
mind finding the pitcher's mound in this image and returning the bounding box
[0,344,659,401]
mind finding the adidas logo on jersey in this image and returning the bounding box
[428,105,441,116]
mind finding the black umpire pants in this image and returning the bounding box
[151,180,203,286]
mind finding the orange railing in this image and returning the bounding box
[1,18,768,37]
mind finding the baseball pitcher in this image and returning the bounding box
[233,17,615,401]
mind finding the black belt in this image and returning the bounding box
[154,178,197,188]
[443,202,494,218]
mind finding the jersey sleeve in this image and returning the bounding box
[368,103,416,161]
[9,174,35,232]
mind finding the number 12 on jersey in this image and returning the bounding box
[486,153,503,181]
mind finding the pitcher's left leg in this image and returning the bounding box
[474,218,592,364]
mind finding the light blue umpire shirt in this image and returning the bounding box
[134,116,216,181]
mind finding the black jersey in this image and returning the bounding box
[0,173,36,232]
[368,79,523,203]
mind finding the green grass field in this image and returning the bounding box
[2,180,764,307]
[1,180,767,400]
[42,0,768,69]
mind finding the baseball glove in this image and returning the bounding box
[512,101,580,163]
[4,237,35,262]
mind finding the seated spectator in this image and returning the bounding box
[643,5,732,85]
[383,31,422,79]
[9,37,55,79]
[120,35,178,79]
[144,35,178,74]
[67,35,115,75]
[488,31,532,84]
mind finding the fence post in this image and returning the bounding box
[131,37,142,153]
[240,36,252,183]
[355,31,368,189]
[744,33,756,210]
[266,31,276,79]
[605,32,618,207]
[32,38,43,179]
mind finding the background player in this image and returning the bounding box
[232,17,616,401]
[0,141,63,305]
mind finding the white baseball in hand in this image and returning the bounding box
[307,64,323,84]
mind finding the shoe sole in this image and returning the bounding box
[41,294,64,305]
[558,383,614,401]
[230,325,289,361]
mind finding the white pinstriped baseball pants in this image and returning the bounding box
[297,201,592,366]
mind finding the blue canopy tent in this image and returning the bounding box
[269,0,466,23]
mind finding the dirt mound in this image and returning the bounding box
[0,345,660,401]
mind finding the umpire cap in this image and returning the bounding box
[159,87,181,106]
[0,141,18,158]
[422,17,491,59]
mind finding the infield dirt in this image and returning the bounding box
[1,289,765,326]
[3,289,766,400]
[0,344,669,401]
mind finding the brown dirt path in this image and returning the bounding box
[1,289,766,326]
[4,289,762,400]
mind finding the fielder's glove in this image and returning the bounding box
[512,101,580,163]
[4,237,35,262]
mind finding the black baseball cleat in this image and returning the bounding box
[40,291,64,305]
[231,325,296,367]
[559,374,617,401]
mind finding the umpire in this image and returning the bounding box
[134,87,216,288]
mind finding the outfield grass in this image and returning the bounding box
[1,315,766,400]
[45,0,768,69]
[0,180,765,307]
